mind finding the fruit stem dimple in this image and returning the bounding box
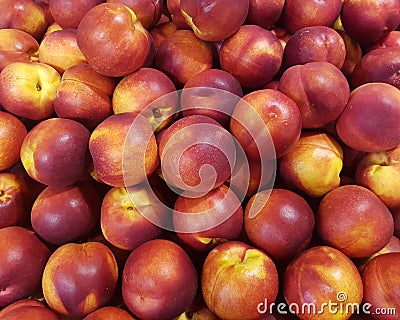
[36,83,41,91]
[152,108,162,118]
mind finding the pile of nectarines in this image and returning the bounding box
[0,0,399,319]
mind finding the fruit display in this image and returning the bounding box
[0,0,399,319]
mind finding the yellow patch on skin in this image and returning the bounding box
[180,9,201,36]
[234,249,268,280]
[122,4,138,23]
[105,250,119,283]
[81,292,99,314]
[197,237,213,244]
[35,64,61,109]
[0,175,20,190]
[147,106,175,132]
[295,147,343,197]
[173,312,191,320]
[21,142,37,176]
[42,267,68,315]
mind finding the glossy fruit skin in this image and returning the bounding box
[122,239,198,320]
[283,26,346,69]
[283,246,363,320]
[219,25,283,88]
[278,61,350,129]
[0,111,27,171]
[20,118,91,187]
[31,181,101,245]
[362,252,400,319]
[0,299,59,320]
[0,226,51,307]
[201,241,279,320]
[76,2,151,77]
[231,89,302,160]
[42,242,119,317]
[336,83,400,153]
[244,188,315,262]
[180,0,249,42]
[316,185,394,258]
[351,47,400,90]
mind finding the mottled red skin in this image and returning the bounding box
[158,115,235,192]
[31,181,101,245]
[245,189,315,262]
[180,0,249,42]
[77,3,151,77]
[0,173,29,229]
[173,184,243,251]
[0,299,59,320]
[392,208,400,238]
[0,29,39,72]
[283,26,346,69]
[317,185,394,258]
[336,83,400,152]
[112,67,177,131]
[0,112,27,171]
[362,252,400,319]
[150,22,178,51]
[341,0,400,47]
[54,63,116,130]
[367,31,400,52]
[283,246,363,320]
[107,0,162,29]
[88,232,131,273]
[166,0,189,29]
[230,89,302,159]
[0,0,48,40]
[83,306,137,320]
[20,118,90,187]
[49,0,103,29]
[42,242,119,317]
[351,47,400,90]
[220,25,283,88]
[201,241,279,320]
[89,113,159,187]
[245,0,284,30]
[356,236,400,273]
[0,226,50,307]
[155,30,213,87]
[278,61,350,128]
[181,69,243,127]
[282,0,342,34]
[122,239,198,320]
[38,28,86,74]
[100,186,163,251]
